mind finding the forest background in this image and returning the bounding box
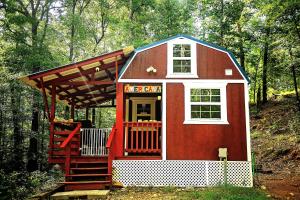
[0,0,299,199]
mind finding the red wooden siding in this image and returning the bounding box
[122,44,167,79]
[166,83,247,161]
[122,43,244,80]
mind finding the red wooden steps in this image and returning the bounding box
[62,181,110,191]
[63,156,111,191]
[66,174,111,177]
[71,167,108,170]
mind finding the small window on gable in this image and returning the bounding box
[184,83,228,124]
[167,38,197,78]
[173,44,191,73]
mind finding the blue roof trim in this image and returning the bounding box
[119,34,250,83]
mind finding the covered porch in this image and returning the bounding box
[19,47,163,163]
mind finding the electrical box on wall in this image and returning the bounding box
[218,148,228,160]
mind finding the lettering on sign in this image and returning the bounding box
[124,85,162,93]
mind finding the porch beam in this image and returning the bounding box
[76,97,115,109]
[40,60,124,87]
[73,91,116,103]
[58,85,113,100]
[58,80,114,86]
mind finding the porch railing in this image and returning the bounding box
[81,128,111,156]
[124,121,162,154]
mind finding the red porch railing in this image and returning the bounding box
[124,121,162,154]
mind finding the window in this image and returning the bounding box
[190,89,221,119]
[184,83,228,124]
[167,38,197,78]
[173,44,191,73]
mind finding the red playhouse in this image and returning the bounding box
[20,35,252,190]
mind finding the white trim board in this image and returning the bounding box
[162,82,167,160]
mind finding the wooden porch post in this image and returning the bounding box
[115,82,124,157]
[50,84,56,121]
[49,84,56,153]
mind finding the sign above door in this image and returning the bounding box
[124,84,162,93]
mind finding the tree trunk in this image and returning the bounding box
[291,64,300,111]
[69,0,77,62]
[237,23,245,69]
[27,18,40,172]
[92,108,96,126]
[27,92,39,172]
[219,0,224,46]
[256,85,262,111]
[262,27,270,104]
[10,84,24,171]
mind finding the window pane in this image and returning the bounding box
[211,105,221,111]
[173,44,191,57]
[200,96,210,102]
[211,89,220,95]
[201,89,210,95]
[191,89,200,95]
[211,96,220,102]
[191,112,200,118]
[173,60,191,73]
[201,105,210,111]
[211,112,221,119]
[173,44,181,51]
[191,105,200,111]
[182,66,191,73]
[201,112,210,118]
[191,96,200,102]
[173,50,181,57]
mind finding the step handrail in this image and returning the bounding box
[60,123,82,148]
[106,124,116,149]
[106,123,117,184]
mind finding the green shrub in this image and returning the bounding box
[0,170,63,200]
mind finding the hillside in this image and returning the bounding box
[250,95,300,199]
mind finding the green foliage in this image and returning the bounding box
[183,185,268,200]
[0,170,63,200]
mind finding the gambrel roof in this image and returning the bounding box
[119,34,250,83]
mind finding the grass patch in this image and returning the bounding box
[180,186,268,200]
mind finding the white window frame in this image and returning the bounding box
[183,82,228,124]
[166,38,198,78]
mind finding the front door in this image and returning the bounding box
[123,84,162,156]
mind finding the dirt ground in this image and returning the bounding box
[256,173,300,200]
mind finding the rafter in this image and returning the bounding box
[39,60,124,87]
[59,80,114,86]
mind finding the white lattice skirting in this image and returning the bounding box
[112,160,253,187]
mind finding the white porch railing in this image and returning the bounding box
[80,128,111,156]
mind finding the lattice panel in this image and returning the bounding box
[207,161,225,186]
[113,160,207,187]
[227,161,252,187]
[113,160,252,187]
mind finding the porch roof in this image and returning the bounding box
[19,46,134,109]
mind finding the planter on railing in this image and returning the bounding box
[124,121,162,154]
